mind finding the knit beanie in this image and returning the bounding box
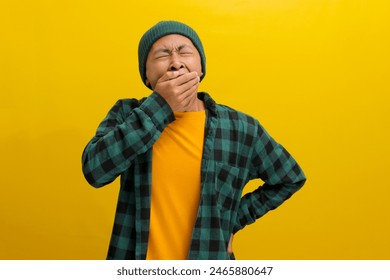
[138,20,206,89]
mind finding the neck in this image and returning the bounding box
[191,98,205,111]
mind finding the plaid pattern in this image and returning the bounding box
[82,92,306,260]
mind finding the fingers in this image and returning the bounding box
[154,70,201,112]
[178,80,199,107]
[157,71,199,98]
[177,72,200,91]
[159,70,199,84]
[170,72,200,87]
[159,68,188,82]
[228,234,234,255]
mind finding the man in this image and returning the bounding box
[82,20,306,260]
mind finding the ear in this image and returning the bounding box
[145,79,150,86]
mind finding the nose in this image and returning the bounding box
[168,52,185,71]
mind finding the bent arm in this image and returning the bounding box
[233,122,306,233]
[81,92,174,187]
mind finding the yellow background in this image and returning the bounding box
[1,0,389,259]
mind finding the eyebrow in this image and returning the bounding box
[152,44,192,55]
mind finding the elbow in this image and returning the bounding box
[292,163,307,189]
[82,170,107,188]
[82,157,116,188]
[291,176,306,192]
[81,149,108,188]
[297,177,306,188]
[83,166,106,188]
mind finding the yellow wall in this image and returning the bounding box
[1,0,389,259]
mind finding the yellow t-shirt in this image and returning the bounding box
[146,111,206,260]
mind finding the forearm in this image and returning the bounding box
[233,176,306,233]
[233,121,306,233]
[82,92,174,187]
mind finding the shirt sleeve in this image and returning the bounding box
[232,121,306,233]
[81,92,175,188]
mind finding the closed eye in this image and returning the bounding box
[152,45,194,59]
[155,53,170,59]
[178,45,194,56]
[179,50,193,55]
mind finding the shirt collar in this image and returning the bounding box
[198,92,218,117]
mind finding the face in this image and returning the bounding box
[145,34,202,89]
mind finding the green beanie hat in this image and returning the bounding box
[138,20,206,89]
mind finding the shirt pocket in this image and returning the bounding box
[214,162,240,211]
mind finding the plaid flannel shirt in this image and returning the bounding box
[82,92,306,260]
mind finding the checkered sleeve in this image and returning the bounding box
[232,121,306,233]
[82,92,174,187]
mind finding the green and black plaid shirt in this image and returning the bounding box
[82,92,306,260]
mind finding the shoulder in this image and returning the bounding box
[202,92,262,135]
[202,92,258,126]
[109,97,147,114]
[115,97,146,108]
[215,103,260,132]
[217,103,256,122]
